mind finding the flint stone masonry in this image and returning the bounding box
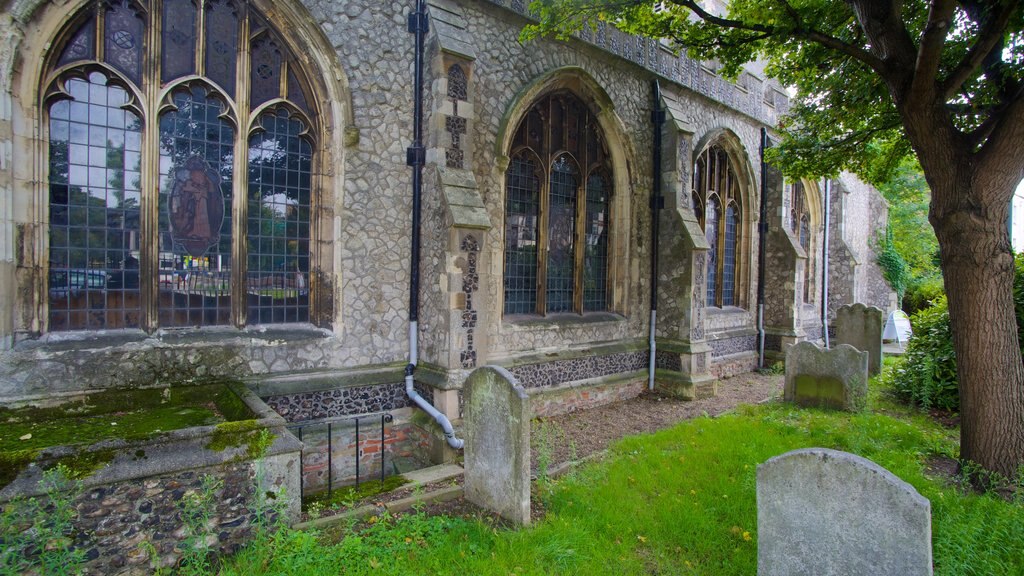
[464,365,531,525]
[757,448,933,576]
[784,342,868,411]
[835,303,884,376]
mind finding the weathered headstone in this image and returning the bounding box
[758,448,932,576]
[785,342,868,411]
[463,365,531,525]
[835,303,885,376]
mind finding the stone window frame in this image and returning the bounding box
[9,0,349,339]
[494,68,635,323]
[788,178,822,306]
[692,142,748,309]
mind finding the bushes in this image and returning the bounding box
[887,254,1024,412]
[885,297,960,410]
[902,274,945,316]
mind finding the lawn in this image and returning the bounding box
[218,371,1023,576]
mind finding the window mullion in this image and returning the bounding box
[573,175,585,314]
[139,2,161,332]
[537,166,550,316]
[231,11,252,328]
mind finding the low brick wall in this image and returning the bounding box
[295,416,435,494]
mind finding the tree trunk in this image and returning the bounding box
[931,179,1024,481]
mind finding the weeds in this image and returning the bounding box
[0,464,85,576]
[177,474,223,576]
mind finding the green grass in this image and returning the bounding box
[218,370,1023,575]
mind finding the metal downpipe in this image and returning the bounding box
[757,129,769,368]
[406,0,463,449]
[649,80,665,390]
[821,178,831,348]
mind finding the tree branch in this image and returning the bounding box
[940,2,1017,101]
[911,0,955,101]
[666,0,887,72]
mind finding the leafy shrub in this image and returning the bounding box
[887,254,1024,411]
[884,297,959,410]
[902,274,945,315]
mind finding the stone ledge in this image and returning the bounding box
[490,337,646,367]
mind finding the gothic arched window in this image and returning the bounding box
[503,92,612,315]
[791,181,814,303]
[694,144,744,308]
[45,0,319,331]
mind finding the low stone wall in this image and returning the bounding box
[1,431,300,575]
[711,352,759,379]
[529,373,647,417]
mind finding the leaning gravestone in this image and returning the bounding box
[758,448,932,576]
[835,303,885,376]
[785,341,868,411]
[463,365,531,525]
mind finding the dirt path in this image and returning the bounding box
[530,371,784,474]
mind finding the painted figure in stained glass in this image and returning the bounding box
[169,156,224,257]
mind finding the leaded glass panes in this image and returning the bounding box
[57,15,95,67]
[706,197,720,305]
[250,36,282,108]
[205,0,239,97]
[504,154,540,315]
[584,172,609,311]
[503,91,612,316]
[48,73,142,331]
[162,0,197,83]
[45,0,320,333]
[800,214,811,302]
[157,87,234,327]
[723,204,738,306]
[546,155,577,313]
[695,143,744,308]
[247,110,312,324]
[104,0,145,85]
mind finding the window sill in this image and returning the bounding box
[502,311,626,330]
[18,324,331,353]
[706,306,747,316]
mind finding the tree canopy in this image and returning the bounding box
[526,0,1024,187]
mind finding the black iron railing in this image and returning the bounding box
[287,412,394,501]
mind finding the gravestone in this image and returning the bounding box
[785,342,868,411]
[835,303,885,376]
[463,365,531,525]
[758,448,932,576]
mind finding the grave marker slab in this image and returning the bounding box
[758,448,932,576]
[463,365,531,525]
[835,303,885,376]
[785,342,868,411]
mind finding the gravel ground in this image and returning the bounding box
[530,371,785,474]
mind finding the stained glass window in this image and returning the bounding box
[706,197,720,305]
[723,204,738,306]
[45,0,320,332]
[791,181,813,303]
[48,72,142,331]
[504,154,540,315]
[584,172,609,311]
[503,92,612,316]
[247,110,312,324]
[547,155,578,313]
[694,144,744,308]
[157,87,234,327]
